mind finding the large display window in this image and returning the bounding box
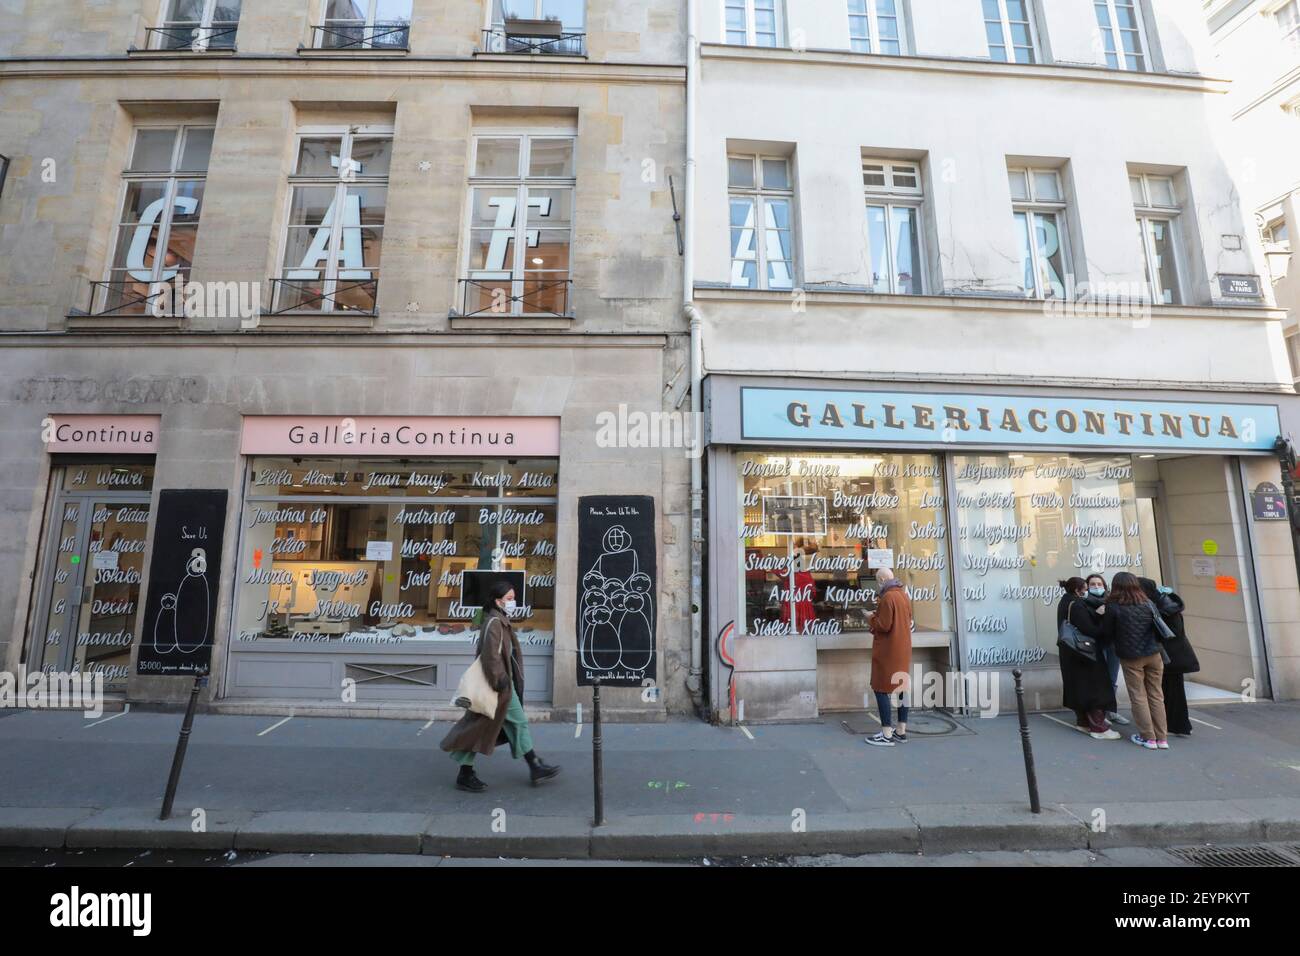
[739,451,953,636]
[952,451,1159,667]
[234,457,557,646]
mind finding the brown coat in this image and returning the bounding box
[439,609,526,757]
[869,583,913,694]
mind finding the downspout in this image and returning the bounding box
[684,0,704,707]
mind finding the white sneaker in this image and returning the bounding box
[1130,733,1157,750]
[1156,739,1170,750]
[1090,729,1121,740]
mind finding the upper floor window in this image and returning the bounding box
[1278,1,1300,51]
[1009,166,1068,298]
[314,0,411,50]
[1094,0,1147,71]
[94,125,214,316]
[487,1,586,55]
[275,129,391,314]
[463,133,576,317]
[1130,172,1182,305]
[729,154,795,291]
[849,0,905,54]
[725,0,782,48]
[153,0,241,51]
[862,159,923,294]
[983,0,1038,64]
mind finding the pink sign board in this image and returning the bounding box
[45,415,161,454]
[240,416,562,457]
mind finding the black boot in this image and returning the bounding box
[456,765,487,793]
[524,750,561,785]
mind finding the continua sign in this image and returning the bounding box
[740,387,1281,452]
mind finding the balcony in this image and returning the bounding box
[453,277,573,327]
[83,279,185,319]
[305,22,411,52]
[480,20,586,56]
[267,278,378,317]
[140,24,238,52]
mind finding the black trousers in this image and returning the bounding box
[1162,668,1192,735]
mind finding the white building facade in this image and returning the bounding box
[691,0,1300,719]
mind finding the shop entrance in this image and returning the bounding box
[28,461,154,691]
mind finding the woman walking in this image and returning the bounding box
[1140,577,1199,737]
[1056,577,1119,739]
[1097,572,1169,750]
[440,581,561,792]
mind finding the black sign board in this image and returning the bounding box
[1218,274,1263,298]
[1252,482,1288,521]
[137,490,228,676]
[577,495,656,687]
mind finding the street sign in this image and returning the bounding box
[1252,482,1288,521]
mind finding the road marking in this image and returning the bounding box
[84,705,129,729]
[417,717,435,735]
[257,715,293,737]
[1190,715,1222,730]
[1039,712,1083,732]
[575,722,583,739]
[738,725,755,741]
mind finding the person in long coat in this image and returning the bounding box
[1056,577,1118,738]
[440,581,561,792]
[864,568,913,747]
[1140,577,1199,737]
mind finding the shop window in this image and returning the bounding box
[1009,165,1069,299]
[1278,0,1300,52]
[1094,0,1148,72]
[952,452,1161,669]
[848,0,906,54]
[863,158,924,294]
[462,132,575,317]
[274,128,391,314]
[725,0,783,47]
[983,0,1038,64]
[1130,171,1183,305]
[31,463,156,691]
[234,458,558,645]
[153,0,242,50]
[93,124,213,317]
[739,452,953,637]
[314,0,412,50]
[728,153,796,291]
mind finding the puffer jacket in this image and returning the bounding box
[1099,601,1161,660]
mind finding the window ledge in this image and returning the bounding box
[472,51,589,61]
[449,313,574,331]
[64,312,184,331]
[126,46,238,56]
[248,312,377,331]
[297,46,410,56]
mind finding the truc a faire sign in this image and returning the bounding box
[240,416,561,457]
[740,388,1281,453]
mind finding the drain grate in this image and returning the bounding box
[1168,845,1300,868]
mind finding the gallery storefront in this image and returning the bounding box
[705,376,1300,721]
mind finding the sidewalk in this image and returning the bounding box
[1,701,1298,860]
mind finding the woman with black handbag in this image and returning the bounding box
[1140,577,1199,738]
[1056,578,1120,739]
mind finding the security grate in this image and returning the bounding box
[1167,845,1300,868]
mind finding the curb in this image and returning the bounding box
[5,799,1300,860]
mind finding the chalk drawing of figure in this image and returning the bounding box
[578,526,654,675]
[174,548,210,653]
[152,592,178,654]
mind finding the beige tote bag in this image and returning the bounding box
[453,624,502,717]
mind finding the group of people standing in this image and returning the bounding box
[1056,571,1200,749]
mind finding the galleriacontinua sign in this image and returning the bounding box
[740,388,1281,453]
[240,416,561,457]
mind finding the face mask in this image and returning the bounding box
[502,600,517,614]
[1158,586,1173,595]
[1088,587,1105,597]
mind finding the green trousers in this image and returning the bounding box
[451,688,533,766]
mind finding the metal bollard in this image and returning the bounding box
[591,679,604,827]
[160,675,206,821]
[1012,669,1041,814]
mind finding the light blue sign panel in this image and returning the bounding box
[740,387,1281,452]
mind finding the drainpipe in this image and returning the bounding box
[684,0,704,708]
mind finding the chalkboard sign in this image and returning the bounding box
[137,490,228,677]
[577,495,656,687]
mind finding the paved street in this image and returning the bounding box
[1,701,1299,861]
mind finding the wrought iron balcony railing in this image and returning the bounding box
[307,22,410,51]
[268,278,379,315]
[145,25,238,51]
[480,27,586,55]
[456,277,572,318]
[85,279,185,318]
